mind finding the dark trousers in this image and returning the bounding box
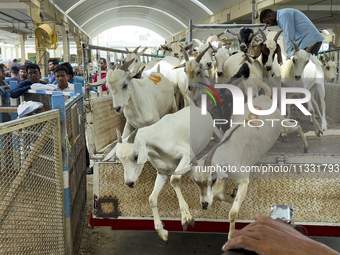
[304,41,322,55]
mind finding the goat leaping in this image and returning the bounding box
[112,100,219,242]
[191,95,308,240]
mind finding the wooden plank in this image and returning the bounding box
[0,107,17,113]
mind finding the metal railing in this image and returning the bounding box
[0,110,65,254]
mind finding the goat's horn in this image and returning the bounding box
[140,47,148,54]
[88,78,107,87]
[110,64,117,71]
[181,45,189,62]
[291,40,300,52]
[125,47,130,53]
[231,76,244,86]
[127,129,138,143]
[226,29,238,36]
[120,58,135,71]
[217,32,224,38]
[204,143,220,167]
[273,29,284,42]
[116,129,122,143]
[262,24,268,31]
[259,28,267,41]
[305,43,316,54]
[196,43,211,63]
[133,45,141,54]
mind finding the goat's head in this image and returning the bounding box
[105,59,144,113]
[191,150,228,210]
[115,129,147,189]
[175,45,211,99]
[324,60,337,83]
[198,43,216,70]
[254,29,284,71]
[288,40,315,81]
[215,47,230,76]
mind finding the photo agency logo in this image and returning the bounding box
[197,81,312,129]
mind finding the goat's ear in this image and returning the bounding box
[254,42,263,59]
[161,44,171,51]
[103,146,118,162]
[185,42,193,51]
[276,44,283,65]
[131,66,146,79]
[331,53,335,62]
[137,139,147,165]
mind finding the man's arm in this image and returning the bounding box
[222,215,340,255]
[10,81,31,98]
[279,11,296,54]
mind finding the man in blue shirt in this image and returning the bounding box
[48,58,59,83]
[10,64,47,98]
[260,9,324,55]
[52,62,85,87]
[5,66,22,85]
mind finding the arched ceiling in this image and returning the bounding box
[51,0,240,38]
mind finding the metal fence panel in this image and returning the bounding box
[0,110,65,254]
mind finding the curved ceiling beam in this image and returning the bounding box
[88,17,173,38]
[65,0,86,14]
[66,0,213,17]
[190,0,213,15]
[80,5,187,28]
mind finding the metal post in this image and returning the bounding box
[189,19,193,43]
[82,46,89,99]
[52,95,73,255]
[252,0,256,24]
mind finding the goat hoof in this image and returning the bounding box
[189,218,195,228]
[231,188,238,198]
[157,229,168,242]
[304,146,309,153]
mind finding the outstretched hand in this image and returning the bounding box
[222,214,340,255]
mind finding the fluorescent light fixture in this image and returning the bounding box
[190,0,213,15]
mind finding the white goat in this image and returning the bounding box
[125,45,148,72]
[112,100,220,242]
[215,46,230,81]
[281,40,327,135]
[142,56,189,107]
[89,59,177,139]
[161,41,192,60]
[191,95,308,239]
[320,53,337,83]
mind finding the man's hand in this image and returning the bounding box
[222,214,340,255]
[1,85,10,90]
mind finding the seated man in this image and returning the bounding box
[52,62,84,87]
[10,64,47,98]
[5,66,22,85]
[31,65,84,94]
[19,65,28,81]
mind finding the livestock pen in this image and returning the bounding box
[84,43,340,238]
[0,86,86,255]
